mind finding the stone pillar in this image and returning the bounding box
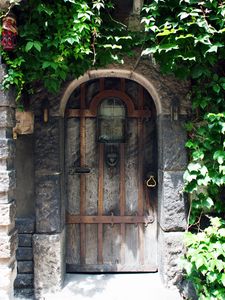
[157,114,188,287]
[33,230,65,299]
[0,65,17,299]
[33,116,65,299]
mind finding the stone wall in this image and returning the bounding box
[14,218,35,299]
[32,111,65,299]
[0,64,17,300]
[157,115,188,286]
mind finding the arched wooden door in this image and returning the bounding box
[65,78,157,272]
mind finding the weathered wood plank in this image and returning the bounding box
[66,109,151,118]
[85,119,98,215]
[66,118,80,214]
[67,214,154,224]
[125,225,139,266]
[138,86,144,266]
[67,263,157,273]
[66,224,80,265]
[120,144,125,265]
[125,119,138,215]
[103,224,121,265]
[97,144,104,264]
[86,224,98,265]
[103,152,120,216]
[80,83,86,265]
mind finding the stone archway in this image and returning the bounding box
[32,66,189,298]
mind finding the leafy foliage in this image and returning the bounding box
[1,0,141,99]
[142,1,225,298]
[182,217,225,300]
[142,0,225,225]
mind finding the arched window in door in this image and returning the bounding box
[97,97,126,143]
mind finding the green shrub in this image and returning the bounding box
[183,217,225,300]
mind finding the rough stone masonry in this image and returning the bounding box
[0,63,17,300]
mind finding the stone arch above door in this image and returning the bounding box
[58,67,190,118]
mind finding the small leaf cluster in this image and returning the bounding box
[184,113,225,224]
[1,0,139,98]
[183,217,225,299]
[142,0,225,79]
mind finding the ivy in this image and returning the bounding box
[182,217,225,300]
[142,0,225,224]
[142,1,225,297]
[0,0,142,99]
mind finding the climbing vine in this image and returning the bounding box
[142,0,225,224]
[0,0,143,100]
[142,0,225,298]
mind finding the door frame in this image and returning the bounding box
[65,78,157,272]
[32,67,188,298]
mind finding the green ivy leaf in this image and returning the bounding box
[33,41,42,52]
[213,84,221,94]
[221,274,225,287]
[25,41,34,52]
[213,150,225,164]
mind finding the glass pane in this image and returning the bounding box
[99,98,125,118]
[98,98,126,143]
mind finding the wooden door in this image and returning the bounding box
[65,78,157,272]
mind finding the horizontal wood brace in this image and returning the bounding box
[66,214,154,225]
[67,263,158,272]
[66,109,151,118]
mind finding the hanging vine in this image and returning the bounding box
[142,1,225,298]
[0,0,144,100]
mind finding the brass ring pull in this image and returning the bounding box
[146,175,157,188]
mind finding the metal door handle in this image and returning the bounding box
[146,175,157,188]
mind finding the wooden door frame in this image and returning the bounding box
[65,77,156,272]
[57,68,187,282]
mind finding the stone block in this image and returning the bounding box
[0,190,15,204]
[0,128,13,139]
[34,118,61,173]
[0,201,16,226]
[0,157,14,171]
[0,170,16,193]
[158,115,187,171]
[0,229,18,259]
[16,247,33,261]
[0,107,15,128]
[18,234,32,247]
[14,274,34,288]
[35,175,62,233]
[158,170,187,231]
[17,261,34,274]
[33,230,65,298]
[0,139,15,159]
[0,262,17,300]
[14,288,34,299]
[16,218,35,234]
[158,230,184,287]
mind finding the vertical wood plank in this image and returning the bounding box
[138,86,144,266]
[121,78,125,92]
[98,143,104,264]
[80,83,86,265]
[100,78,104,92]
[120,144,125,264]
